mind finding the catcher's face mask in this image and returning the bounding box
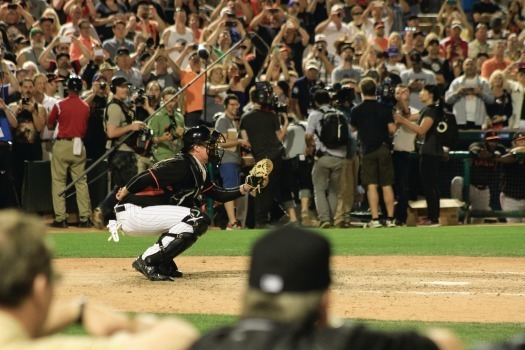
[205,130,225,165]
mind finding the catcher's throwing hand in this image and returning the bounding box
[116,187,129,201]
[245,158,273,193]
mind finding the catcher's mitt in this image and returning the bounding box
[245,158,273,192]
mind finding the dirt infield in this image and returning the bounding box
[53,256,525,322]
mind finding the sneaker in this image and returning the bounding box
[301,212,313,227]
[385,219,396,228]
[319,221,331,229]
[365,220,383,228]
[158,260,183,278]
[417,219,441,227]
[92,208,106,230]
[226,221,242,230]
[132,256,172,281]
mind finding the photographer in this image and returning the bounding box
[240,82,288,228]
[305,89,347,229]
[83,74,110,161]
[148,87,185,163]
[10,78,46,205]
[304,34,337,85]
[92,76,145,230]
[291,61,320,121]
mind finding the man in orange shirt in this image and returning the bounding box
[69,18,100,61]
[480,41,510,79]
[368,22,388,52]
[176,46,205,127]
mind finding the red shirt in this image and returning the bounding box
[441,37,469,62]
[48,95,90,138]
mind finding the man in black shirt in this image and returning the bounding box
[350,78,396,228]
[240,83,288,228]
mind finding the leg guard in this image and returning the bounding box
[181,208,211,237]
[144,232,197,266]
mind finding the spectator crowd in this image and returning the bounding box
[0,0,524,227]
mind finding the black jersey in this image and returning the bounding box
[121,154,242,207]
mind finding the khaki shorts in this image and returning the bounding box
[360,144,394,186]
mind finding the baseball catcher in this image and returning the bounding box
[245,158,273,192]
[111,126,254,281]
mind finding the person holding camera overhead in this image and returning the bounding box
[304,34,337,85]
[113,46,144,89]
[314,4,352,56]
[92,76,146,229]
[148,87,185,163]
[141,44,181,89]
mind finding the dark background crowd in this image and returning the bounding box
[0,0,524,227]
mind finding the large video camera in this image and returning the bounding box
[376,77,396,107]
[310,82,355,107]
[253,82,288,113]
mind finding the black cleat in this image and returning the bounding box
[158,260,184,278]
[78,218,92,228]
[132,256,172,281]
[50,220,68,228]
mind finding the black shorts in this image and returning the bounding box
[360,144,394,186]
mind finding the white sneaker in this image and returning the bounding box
[365,220,383,228]
[385,220,396,228]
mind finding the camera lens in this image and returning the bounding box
[317,44,323,52]
[99,82,107,89]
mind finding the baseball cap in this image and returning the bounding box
[331,3,343,13]
[410,51,422,63]
[451,21,462,29]
[14,35,29,45]
[111,76,132,88]
[361,69,379,80]
[386,46,399,57]
[287,0,298,7]
[374,21,385,30]
[29,27,44,37]
[314,34,327,43]
[513,131,525,141]
[305,61,319,71]
[46,73,64,83]
[249,226,331,294]
[476,23,487,31]
[92,73,105,83]
[116,47,130,56]
[484,131,500,141]
[427,38,440,46]
[99,62,117,71]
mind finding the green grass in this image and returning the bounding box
[50,225,525,258]
[51,226,525,346]
[62,313,525,347]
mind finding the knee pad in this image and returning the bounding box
[144,232,198,266]
[182,208,211,237]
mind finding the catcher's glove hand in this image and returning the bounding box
[245,158,273,193]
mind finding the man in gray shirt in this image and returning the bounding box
[331,41,363,84]
[401,52,436,111]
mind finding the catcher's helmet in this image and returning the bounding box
[181,126,225,164]
[67,76,83,93]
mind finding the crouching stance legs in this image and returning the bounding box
[133,208,211,281]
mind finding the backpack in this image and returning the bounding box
[317,110,349,149]
[436,109,459,150]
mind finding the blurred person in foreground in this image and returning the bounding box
[0,209,198,349]
[190,226,463,350]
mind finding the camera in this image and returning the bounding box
[227,13,235,18]
[225,21,237,27]
[190,44,199,50]
[7,4,17,10]
[135,88,156,105]
[21,97,30,105]
[269,8,279,14]
[376,77,397,107]
[159,44,165,49]
[272,95,288,113]
[99,82,107,89]
[253,82,287,112]
[146,37,155,48]
[317,44,323,52]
